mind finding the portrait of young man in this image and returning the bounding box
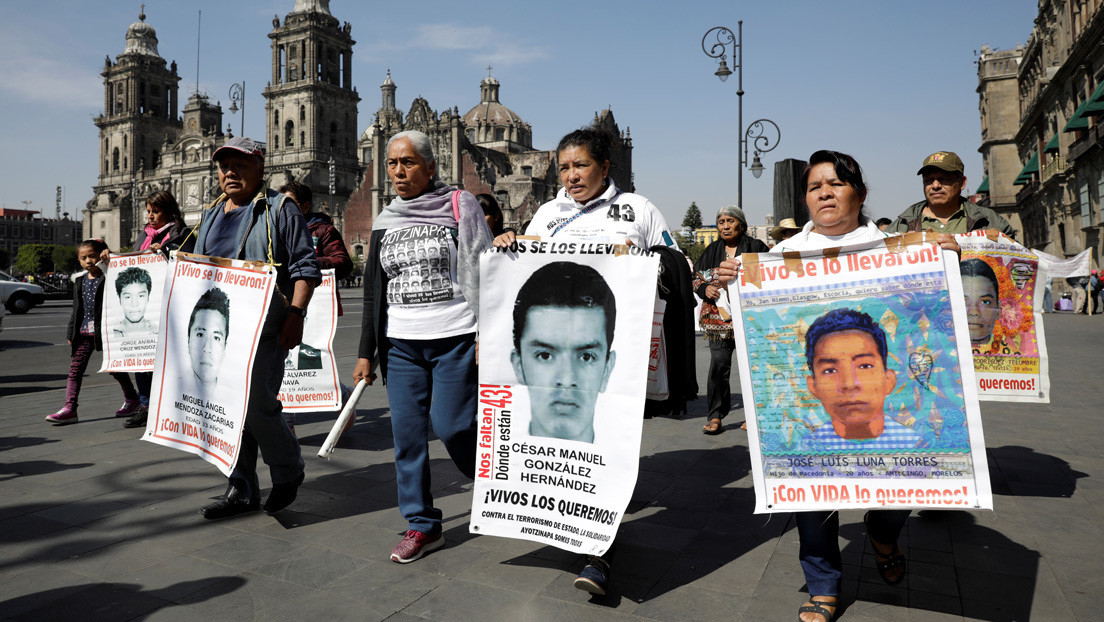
[111,267,156,339]
[510,261,617,444]
[798,308,923,452]
[181,287,230,395]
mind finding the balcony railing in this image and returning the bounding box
[1041,155,1067,182]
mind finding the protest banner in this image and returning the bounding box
[957,230,1050,402]
[733,235,992,513]
[277,269,340,412]
[143,253,276,476]
[470,240,659,555]
[99,250,168,373]
[1033,247,1093,279]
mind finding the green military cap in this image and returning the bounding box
[917,151,964,175]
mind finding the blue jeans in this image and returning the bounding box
[796,509,910,596]
[386,334,478,535]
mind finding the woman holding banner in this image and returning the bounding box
[721,150,959,622]
[116,190,190,429]
[353,130,492,564]
[493,127,678,596]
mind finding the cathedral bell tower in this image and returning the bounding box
[90,6,181,249]
[263,0,360,226]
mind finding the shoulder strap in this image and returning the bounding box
[451,190,461,223]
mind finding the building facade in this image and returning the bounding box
[978,0,1104,267]
[0,209,83,269]
[342,71,634,258]
[87,2,635,261]
[86,0,359,251]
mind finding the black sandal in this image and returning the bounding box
[797,598,837,622]
[864,512,906,585]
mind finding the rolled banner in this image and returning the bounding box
[318,379,367,458]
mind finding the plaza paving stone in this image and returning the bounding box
[1,301,1102,620]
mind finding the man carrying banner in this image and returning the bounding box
[187,137,321,519]
[890,151,1016,239]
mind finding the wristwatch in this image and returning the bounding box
[288,305,306,318]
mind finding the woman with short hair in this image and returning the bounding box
[353,130,492,564]
[722,150,959,622]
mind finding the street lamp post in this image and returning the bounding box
[701,22,781,209]
[228,81,245,136]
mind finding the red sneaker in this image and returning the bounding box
[390,530,443,563]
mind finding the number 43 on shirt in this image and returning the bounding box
[606,204,635,222]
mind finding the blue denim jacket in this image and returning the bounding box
[192,187,322,333]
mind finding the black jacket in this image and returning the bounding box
[358,229,392,381]
[646,245,699,416]
[67,275,106,354]
[693,235,770,302]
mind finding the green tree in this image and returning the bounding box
[52,245,80,273]
[682,201,703,229]
[14,244,53,274]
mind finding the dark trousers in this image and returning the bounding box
[386,334,478,535]
[796,509,910,596]
[229,333,304,501]
[65,334,138,410]
[706,338,736,420]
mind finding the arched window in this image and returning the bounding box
[300,131,305,146]
[330,122,337,149]
[274,109,280,126]
[274,135,279,149]
[123,156,127,170]
[285,120,295,146]
[354,244,364,257]
[300,105,306,122]
[278,46,285,84]
[112,147,119,170]
[123,135,127,149]
[495,128,505,141]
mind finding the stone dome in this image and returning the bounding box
[461,77,525,127]
[123,10,160,57]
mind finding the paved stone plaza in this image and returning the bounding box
[1,295,1102,621]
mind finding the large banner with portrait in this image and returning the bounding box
[278,269,340,412]
[470,240,659,555]
[98,250,169,373]
[734,234,992,513]
[143,253,277,476]
[957,230,1050,402]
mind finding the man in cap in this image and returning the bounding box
[890,151,1016,239]
[187,137,321,519]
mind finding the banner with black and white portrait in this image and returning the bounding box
[470,240,659,556]
[143,253,276,476]
[278,269,340,412]
[99,250,169,373]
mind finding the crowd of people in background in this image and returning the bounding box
[30,130,1102,622]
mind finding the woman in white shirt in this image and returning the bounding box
[720,150,958,622]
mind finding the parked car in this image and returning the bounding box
[0,271,46,314]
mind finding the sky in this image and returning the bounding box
[0,0,1040,229]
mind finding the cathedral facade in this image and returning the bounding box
[86,0,359,251]
[87,0,634,260]
[342,71,634,256]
